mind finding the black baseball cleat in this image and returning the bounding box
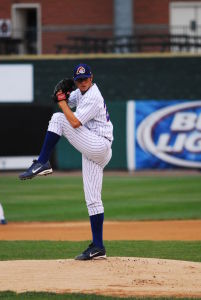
[19,160,53,180]
[75,243,106,261]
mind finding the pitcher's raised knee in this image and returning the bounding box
[48,112,65,136]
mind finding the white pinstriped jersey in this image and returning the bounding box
[68,84,113,142]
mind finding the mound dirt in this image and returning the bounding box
[0,257,201,298]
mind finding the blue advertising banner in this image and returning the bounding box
[134,100,201,169]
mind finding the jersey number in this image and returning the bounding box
[104,101,110,122]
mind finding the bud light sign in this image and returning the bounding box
[135,100,201,169]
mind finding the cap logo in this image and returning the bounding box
[76,66,85,75]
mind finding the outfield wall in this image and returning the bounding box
[1,53,201,103]
[0,54,201,170]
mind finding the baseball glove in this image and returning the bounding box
[52,78,76,103]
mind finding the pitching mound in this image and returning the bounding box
[0,257,201,298]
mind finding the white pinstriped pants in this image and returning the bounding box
[48,113,112,216]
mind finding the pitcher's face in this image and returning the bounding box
[75,77,93,93]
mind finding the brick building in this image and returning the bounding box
[0,0,201,54]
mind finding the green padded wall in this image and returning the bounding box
[32,56,201,101]
[2,54,201,170]
[2,55,201,103]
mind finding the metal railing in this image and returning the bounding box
[1,25,201,55]
[55,34,201,54]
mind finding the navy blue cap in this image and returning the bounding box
[73,63,92,81]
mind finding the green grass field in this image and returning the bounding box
[0,240,201,262]
[0,174,201,221]
[0,292,200,300]
[1,291,200,300]
[0,174,201,300]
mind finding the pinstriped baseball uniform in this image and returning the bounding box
[48,83,113,216]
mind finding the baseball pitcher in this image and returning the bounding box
[19,63,113,260]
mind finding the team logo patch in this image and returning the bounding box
[76,66,85,75]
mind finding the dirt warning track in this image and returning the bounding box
[0,220,201,241]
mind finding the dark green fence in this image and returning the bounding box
[2,54,201,103]
[1,54,201,170]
